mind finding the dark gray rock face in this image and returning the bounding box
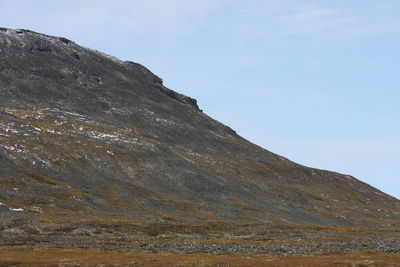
[0,28,399,227]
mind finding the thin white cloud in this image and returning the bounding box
[280,6,356,35]
[1,0,223,39]
[218,1,400,43]
[2,0,400,43]
[278,3,400,40]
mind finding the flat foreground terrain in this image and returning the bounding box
[1,249,400,266]
[1,221,399,266]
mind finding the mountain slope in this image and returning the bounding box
[0,28,399,228]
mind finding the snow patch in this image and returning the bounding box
[10,208,24,212]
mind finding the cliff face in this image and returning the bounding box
[1,28,399,227]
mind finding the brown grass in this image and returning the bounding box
[0,249,399,266]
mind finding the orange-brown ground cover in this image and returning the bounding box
[1,249,400,266]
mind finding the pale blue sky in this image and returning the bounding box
[2,0,399,198]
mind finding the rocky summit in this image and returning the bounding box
[0,27,400,236]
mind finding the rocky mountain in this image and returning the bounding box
[1,28,399,229]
